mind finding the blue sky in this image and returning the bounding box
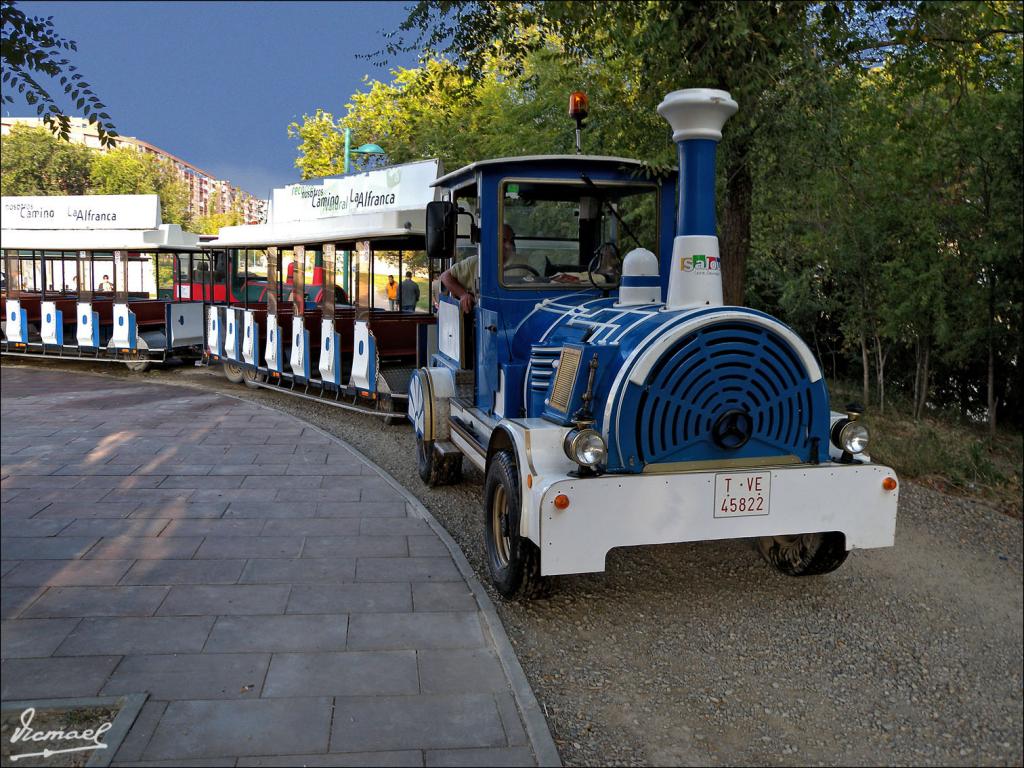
[5,1,421,197]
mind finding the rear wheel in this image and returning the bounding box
[125,357,150,373]
[242,366,265,389]
[416,436,462,486]
[756,532,849,576]
[483,450,547,599]
[223,361,245,384]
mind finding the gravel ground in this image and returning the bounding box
[5,358,1022,767]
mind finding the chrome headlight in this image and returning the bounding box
[563,428,607,467]
[832,419,869,454]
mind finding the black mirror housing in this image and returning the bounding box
[426,200,457,260]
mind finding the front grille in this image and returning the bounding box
[549,347,582,412]
[528,347,561,393]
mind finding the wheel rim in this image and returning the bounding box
[491,485,512,568]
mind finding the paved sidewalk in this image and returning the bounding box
[1,367,553,767]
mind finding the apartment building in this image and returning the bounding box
[1,116,267,224]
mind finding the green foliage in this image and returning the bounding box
[0,0,117,146]
[89,147,191,228]
[0,123,92,195]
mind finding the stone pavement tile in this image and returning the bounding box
[316,501,408,518]
[23,586,169,618]
[157,585,290,616]
[71,475,169,489]
[261,518,359,537]
[0,561,18,577]
[408,537,451,557]
[331,694,506,752]
[159,475,244,489]
[302,535,409,559]
[357,557,462,583]
[287,583,411,614]
[425,747,534,767]
[4,559,134,587]
[355,478,407,502]
[52,465,141,477]
[36,502,138,518]
[130,502,227,518]
[1,475,82,489]
[55,616,216,655]
[204,614,348,653]
[288,462,363,476]
[112,759,234,766]
[0,500,53,518]
[102,652,270,700]
[84,536,203,560]
[143,698,332,760]
[1,536,98,560]
[191,488,274,503]
[418,649,509,695]
[275,488,361,503]
[493,693,528,747]
[347,612,485,651]
[194,536,303,560]
[160,519,265,537]
[1,655,121,699]
[239,558,356,585]
[120,559,245,586]
[0,617,80,658]
[135,464,212,476]
[1,587,45,618]
[360,518,433,536]
[59,518,170,538]
[208,464,287,476]
[262,651,418,697]
[224,501,322,519]
[236,751,423,767]
[1,519,72,537]
[242,475,323,490]
[102,488,196,504]
[111,700,167,764]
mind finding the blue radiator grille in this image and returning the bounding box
[618,321,829,468]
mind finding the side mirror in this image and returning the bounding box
[426,200,457,260]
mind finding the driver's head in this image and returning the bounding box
[502,224,516,256]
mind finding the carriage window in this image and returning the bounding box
[500,180,658,289]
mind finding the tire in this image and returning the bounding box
[483,450,548,599]
[223,361,245,384]
[383,395,407,427]
[417,437,463,486]
[756,532,849,576]
[242,367,265,389]
[125,358,150,373]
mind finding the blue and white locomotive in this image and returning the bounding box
[409,88,898,598]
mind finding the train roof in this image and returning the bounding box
[0,223,200,252]
[204,208,426,249]
[433,155,670,191]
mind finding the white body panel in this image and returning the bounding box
[289,316,310,381]
[350,320,376,392]
[223,307,241,362]
[168,303,204,348]
[242,310,258,367]
[40,301,63,346]
[206,305,222,357]
[109,303,137,350]
[5,299,28,343]
[265,314,282,373]
[437,300,462,364]
[667,234,722,309]
[318,319,342,386]
[75,302,100,348]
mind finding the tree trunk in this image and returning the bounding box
[721,152,751,307]
[874,333,887,415]
[916,338,930,421]
[987,274,997,437]
[912,337,921,417]
[861,334,870,408]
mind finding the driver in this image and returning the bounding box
[440,223,517,314]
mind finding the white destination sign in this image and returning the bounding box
[1,195,162,230]
[271,159,441,224]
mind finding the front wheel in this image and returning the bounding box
[756,532,849,576]
[125,357,150,373]
[483,450,547,599]
[242,366,265,389]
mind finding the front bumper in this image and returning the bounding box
[535,462,898,576]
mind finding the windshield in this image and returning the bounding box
[500,179,657,289]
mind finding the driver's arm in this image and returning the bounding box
[440,255,477,314]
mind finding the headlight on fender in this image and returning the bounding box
[831,419,869,454]
[563,428,607,468]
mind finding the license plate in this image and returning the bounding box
[714,471,771,518]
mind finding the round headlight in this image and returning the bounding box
[563,428,607,467]
[839,421,869,454]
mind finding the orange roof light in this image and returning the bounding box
[569,91,589,122]
[882,477,897,491]
[553,494,571,510]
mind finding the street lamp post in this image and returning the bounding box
[340,127,386,298]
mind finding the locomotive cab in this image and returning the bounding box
[409,89,899,599]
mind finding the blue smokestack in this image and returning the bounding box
[677,139,719,237]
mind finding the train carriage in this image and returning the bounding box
[409,88,900,597]
[1,194,205,369]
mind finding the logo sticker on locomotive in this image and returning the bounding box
[681,253,720,272]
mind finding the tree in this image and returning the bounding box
[89,147,191,228]
[1,0,117,146]
[193,187,245,235]
[0,122,92,195]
